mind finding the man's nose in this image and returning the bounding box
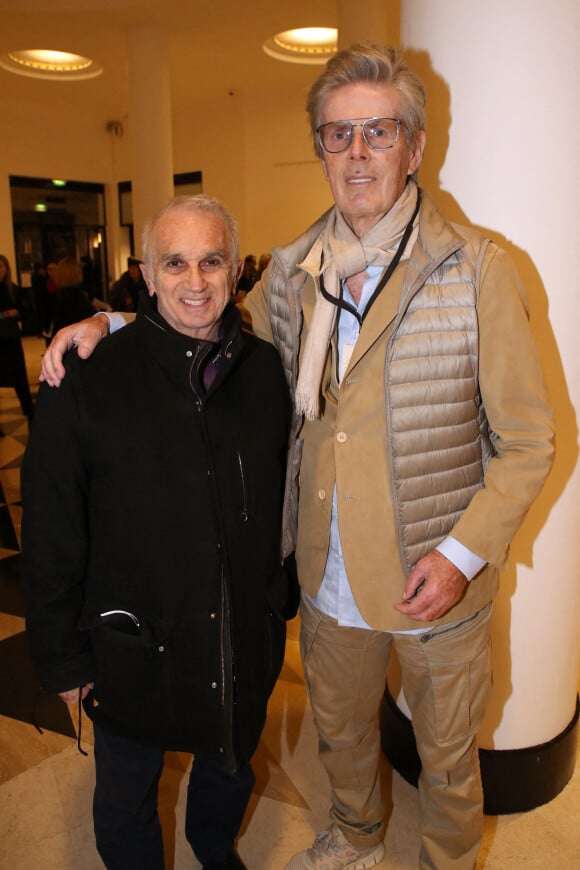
[185,263,207,287]
[349,125,370,158]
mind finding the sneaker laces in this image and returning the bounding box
[309,824,358,861]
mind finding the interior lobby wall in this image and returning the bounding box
[172,80,334,259]
[0,67,336,275]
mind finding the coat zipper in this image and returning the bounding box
[237,452,249,523]
[187,344,238,771]
[220,566,237,771]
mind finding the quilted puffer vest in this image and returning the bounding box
[386,233,494,572]
[266,197,495,565]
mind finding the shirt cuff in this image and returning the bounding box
[94,311,126,333]
[436,536,487,581]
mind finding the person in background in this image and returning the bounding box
[233,254,257,303]
[255,253,272,281]
[109,255,147,312]
[52,257,94,335]
[39,44,555,870]
[80,254,97,300]
[0,253,34,428]
[31,262,48,337]
[41,259,59,339]
[22,195,293,870]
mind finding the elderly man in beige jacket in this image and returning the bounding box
[41,45,554,870]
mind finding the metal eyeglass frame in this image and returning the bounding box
[316,116,402,153]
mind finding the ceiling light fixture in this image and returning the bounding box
[0,49,102,81]
[263,27,337,65]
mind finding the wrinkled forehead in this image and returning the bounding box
[321,81,402,124]
[152,209,232,260]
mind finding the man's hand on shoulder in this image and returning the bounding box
[41,314,111,387]
[394,549,468,622]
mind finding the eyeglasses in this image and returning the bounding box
[316,116,402,153]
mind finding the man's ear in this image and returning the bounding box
[140,263,155,297]
[235,260,244,284]
[408,130,427,176]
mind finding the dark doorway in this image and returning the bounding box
[10,176,108,310]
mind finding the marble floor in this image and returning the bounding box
[0,337,579,869]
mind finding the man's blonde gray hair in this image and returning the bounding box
[306,44,426,157]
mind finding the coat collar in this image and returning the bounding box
[136,295,243,398]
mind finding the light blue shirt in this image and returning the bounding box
[309,268,486,630]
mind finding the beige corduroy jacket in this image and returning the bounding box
[244,192,554,631]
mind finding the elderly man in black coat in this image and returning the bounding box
[21,195,293,870]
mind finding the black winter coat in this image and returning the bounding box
[22,299,292,769]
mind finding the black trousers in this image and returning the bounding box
[93,722,255,869]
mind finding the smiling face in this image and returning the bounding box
[141,207,236,342]
[320,82,426,238]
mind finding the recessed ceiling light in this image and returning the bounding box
[263,27,337,65]
[0,49,102,80]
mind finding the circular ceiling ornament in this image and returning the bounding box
[263,27,337,65]
[0,49,102,80]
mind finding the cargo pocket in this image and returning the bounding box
[429,641,492,744]
[420,604,493,745]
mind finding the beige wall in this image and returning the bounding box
[172,81,333,258]
[0,72,333,277]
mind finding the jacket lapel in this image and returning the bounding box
[342,264,405,376]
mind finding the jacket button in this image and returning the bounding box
[318,489,326,500]
[210,612,216,620]
[186,350,193,358]
[336,431,347,443]
[158,645,165,653]
[211,681,217,689]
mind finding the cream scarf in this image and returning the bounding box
[295,180,419,420]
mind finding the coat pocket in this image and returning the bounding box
[89,615,174,738]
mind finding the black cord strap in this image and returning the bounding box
[319,187,422,327]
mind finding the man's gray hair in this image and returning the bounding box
[142,194,240,280]
[306,44,426,157]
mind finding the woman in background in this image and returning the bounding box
[0,254,34,431]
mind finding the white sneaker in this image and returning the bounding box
[285,823,386,869]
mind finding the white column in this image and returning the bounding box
[127,26,174,258]
[401,0,580,750]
